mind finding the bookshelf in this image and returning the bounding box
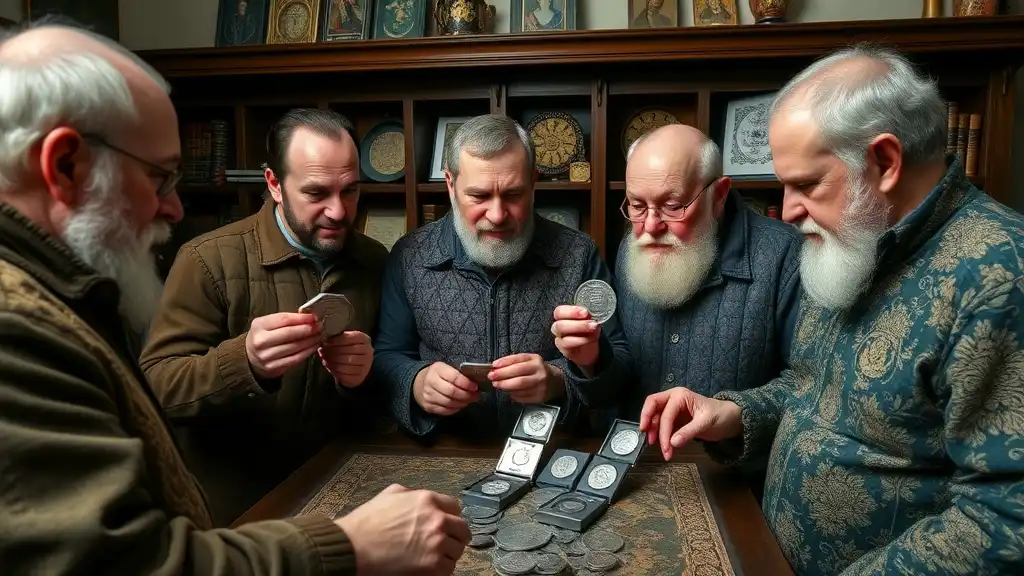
[142,16,1024,274]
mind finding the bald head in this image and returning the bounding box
[626,124,722,192]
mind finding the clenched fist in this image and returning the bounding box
[413,362,479,416]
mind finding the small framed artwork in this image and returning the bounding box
[721,92,777,179]
[692,0,738,26]
[629,0,677,29]
[322,0,372,41]
[511,0,576,33]
[372,0,425,39]
[216,0,269,46]
[26,0,119,40]
[430,117,474,181]
[267,0,320,44]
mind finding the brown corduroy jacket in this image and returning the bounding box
[0,204,355,574]
[141,199,388,526]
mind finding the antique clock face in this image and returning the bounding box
[622,109,680,158]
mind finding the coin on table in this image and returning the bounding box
[555,497,587,514]
[584,550,620,571]
[534,552,568,575]
[531,487,567,507]
[581,529,625,553]
[473,511,502,525]
[463,505,498,519]
[496,550,537,575]
[610,428,640,456]
[469,534,494,548]
[494,522,552,551]
[550,455,579,479]
[471,523,499,535]
[481,479,511,495]
[587,463,617,490]
[552,527,580,544]
[573,279,617,324]
[522,410,552,438]
[566,538,589,556]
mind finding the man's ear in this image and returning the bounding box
[39,128,88,208]
[265,167,283,203]
[868,134,902,197]
[444,169,455,196]
[712,176,730,219]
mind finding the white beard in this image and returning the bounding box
[623,219,719,310]
[450,194,535,269]
[798,175,889,310]
[62,152,170,338]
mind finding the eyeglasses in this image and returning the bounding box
[620,178,719,223]
[82,134,182,198]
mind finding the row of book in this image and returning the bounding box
[946,103,982,177]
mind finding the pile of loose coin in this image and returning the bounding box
[461,487,627,574]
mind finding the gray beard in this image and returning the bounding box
[450,197,535,269]
[623,219,719,310]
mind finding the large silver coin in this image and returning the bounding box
[469,534,494,548]
[522,410,552,437]
[556,497,587,514]
[552,527,580,544]
[496,550,537,575]
[610,429,640,456]
[481,479,511,495]
[573,279,617,324]
[534,552,568,575]
[550,455,579,479]
[470,523,499,535]
[472,510,503,525]
[494,522,552,551]
[584,550,620,571]
[531,487,567,507]
[462,505,497,519]
[566,539,589,556]
[587,464,617,490]
[581,529,625,553]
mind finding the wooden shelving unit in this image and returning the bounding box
[141,16,1024,272]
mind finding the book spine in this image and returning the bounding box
[945,102,959,155]
[955,114,968,161]
[965,113,982,177]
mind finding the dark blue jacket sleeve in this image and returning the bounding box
[370,246,436,436]
[774,235,803,370]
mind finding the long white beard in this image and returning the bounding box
[450,195,535,269]
[623,219,719,310]
[798,175,889,310]
[62,152,170,338]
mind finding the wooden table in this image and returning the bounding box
[234,431,793,576]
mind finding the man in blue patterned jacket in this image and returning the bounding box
[373,114,632,438]
[639,45,1024,575]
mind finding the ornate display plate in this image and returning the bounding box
[526,112,585,176]
[360,119,405,182]
[267,0,319,44]
[621,108,679,159]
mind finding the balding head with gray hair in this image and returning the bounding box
[627,126,722,185]
[444,114,535,181]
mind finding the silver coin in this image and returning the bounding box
[573,279,617,324]
[469,534,494,548]
[462,505,498,519]
[566,539,589,556]
[610,429,640,456]
[473,512,502,525]
[587,464,617,490]
[471,523,499,535]
[497,550,537,575]
[584,550,620,571]
[512,447,531,466]
[581,529,624,553]
[481,479,511,495]
[550,455,579,479]
[556,497,587,514]
[534,552,568,575]
[522,410,552,437]
[531,487,567,507]
[552,527,579,544]
[494,522,552,551]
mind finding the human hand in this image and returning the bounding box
[489,353,563,405]
[319,331,373,388]
[335,483,470,576]
[244,312,321,379]
[638,387,743,460]
[413,362,480,416]
[551,305,601,371]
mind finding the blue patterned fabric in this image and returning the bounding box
[372,213,632,437]
[710,158,1024,575]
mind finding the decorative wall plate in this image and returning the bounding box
[526,112,585,176]
[267,0,319,44]
[621,108,679,159]
[360,120,405,182]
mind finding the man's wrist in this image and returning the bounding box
[719,400,744,439]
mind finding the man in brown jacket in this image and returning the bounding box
[141,108,389,525]
[0,21,468,574]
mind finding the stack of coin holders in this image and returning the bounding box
[460,403,562,511]
[534,419,644,532]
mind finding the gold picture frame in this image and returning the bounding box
[692,0,738,27]
[267,0,321,44]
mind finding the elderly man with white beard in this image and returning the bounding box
[373,114,632,439]
[638,45,1024,576]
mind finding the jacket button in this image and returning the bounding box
[666,373,675,383]
[670,333,679,344]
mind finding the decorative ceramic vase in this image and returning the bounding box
[749,0,791,24]
[922,0,942,17]
[954,0,997,16]
[434,0,495,35]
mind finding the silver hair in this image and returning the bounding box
[0,17,171,190]
[626,128,723,184]
[444,114,535,180]
[770,44,947,174]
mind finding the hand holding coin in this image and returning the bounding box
[413,362,480,416]
[319,330,373,388]
[489,353,562,404]
[551,304,601,371]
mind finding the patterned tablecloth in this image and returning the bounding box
[299,453,735,576]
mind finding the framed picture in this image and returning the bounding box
[25,0,119,40]
[216,0,268,47]
[430,117,474,181]
[322,0,372,41]
[721,92,776,179]
[692,0,737,26]
[628,0,677,29]
[510,0,576,33]
[372,0,425,39]
[267,0,320,44]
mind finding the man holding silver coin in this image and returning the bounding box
[373,114,632,438]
